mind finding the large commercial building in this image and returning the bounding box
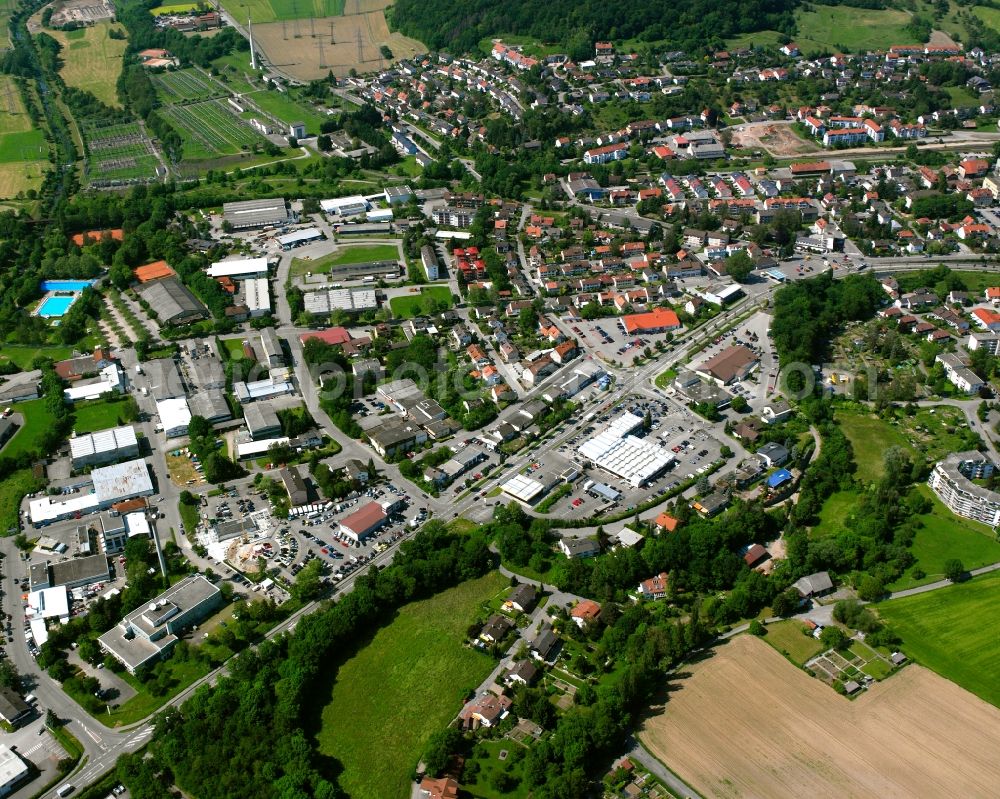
[69,425,139,468]
[258,328,284,368]
[206,257,269,280]
[29,553,110,590]
[156,397,192,438]
[28,458,154,526]
[222,198,292,230]
[695,344,759,385]
[188,389,231,423]
[145,358,184,401]
[578,412,674,488]
[244,278,271,317]
[0,744,28,796]
[98,574,223,674]
[276,227,324,249]
[135,278,209,325]
[339,501,387,543]
[302,288,378,314]
[501,474,547,504]
[929,451,1000,527]
[244,404,282,439]
[320,195,370,217]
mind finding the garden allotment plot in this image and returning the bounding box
[152,69,224,103]
[160,99,264,158]
[83,121,160,186]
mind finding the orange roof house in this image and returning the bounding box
[133,260,175,282]
[654,511,681,532]
[623,307,681,334]
[570,599,602,627]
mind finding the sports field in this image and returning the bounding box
[641,635,1000,798]
[879,571,1000,708]
[48,22,127,108]
[0,77,48,197]
[795,6,920,53]
[290,243,399,276]
[316,571,506,799]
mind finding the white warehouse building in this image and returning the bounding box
[578,412,675,488]
[70,425,139,468]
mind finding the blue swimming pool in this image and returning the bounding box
[39,280,96,292]
[37,296,76,318]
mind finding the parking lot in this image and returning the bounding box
[489,393,728,515]
[196,479,428,594]
[690,310,779,405]
[564,318,674,365]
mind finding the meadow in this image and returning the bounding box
[973,5,1000,32]
[316,572,506,799]
[835,410,914,483]
[794,6,920,54]
[761,618,824,665]
[48,22,128,108]
[0,468,44,535]
[878,571,1000,708]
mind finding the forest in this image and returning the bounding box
[391,0,798,56]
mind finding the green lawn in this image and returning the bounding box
[388,286,454,319]
[316,571,507,799]
[836,410,915,484]
[0,469,43,534]
[889,485,1000,590]
[72,398,132,434]
[0,344,71,369]
[290,243,400,277]
[220,337,255,362]
[795,6,919,53]
[654,367,678,389]
[760,619,824,665]
[217,0,342,24]
[4,398,58,458]
[463,739,530,799]
[179,499,201,536]
[877,570,1000,708]
[392,156,422,177]
[945,85,981,108]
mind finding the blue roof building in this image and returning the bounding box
[767,468,793,489]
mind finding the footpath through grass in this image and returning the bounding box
[878,570,1000,708]
[316,571,507,799]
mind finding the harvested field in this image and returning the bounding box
[640,635,1000,799]
[252,11,424,79]
[730,121,813,157]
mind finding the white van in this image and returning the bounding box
[57,785,75,797]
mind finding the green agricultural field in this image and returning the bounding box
[878,570,1000,708]
[290,243,400,277]
[795,6,919,54]
[0,468,44,535]
[760,619,824,665]
[5,398,58,458]
[48,22,128,108]
[316,572,507,799]
[889,485,1000,590]
[389,286,454,319]
[218,0,342,25]
[835,410,915,484]
[72,398,133,435]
